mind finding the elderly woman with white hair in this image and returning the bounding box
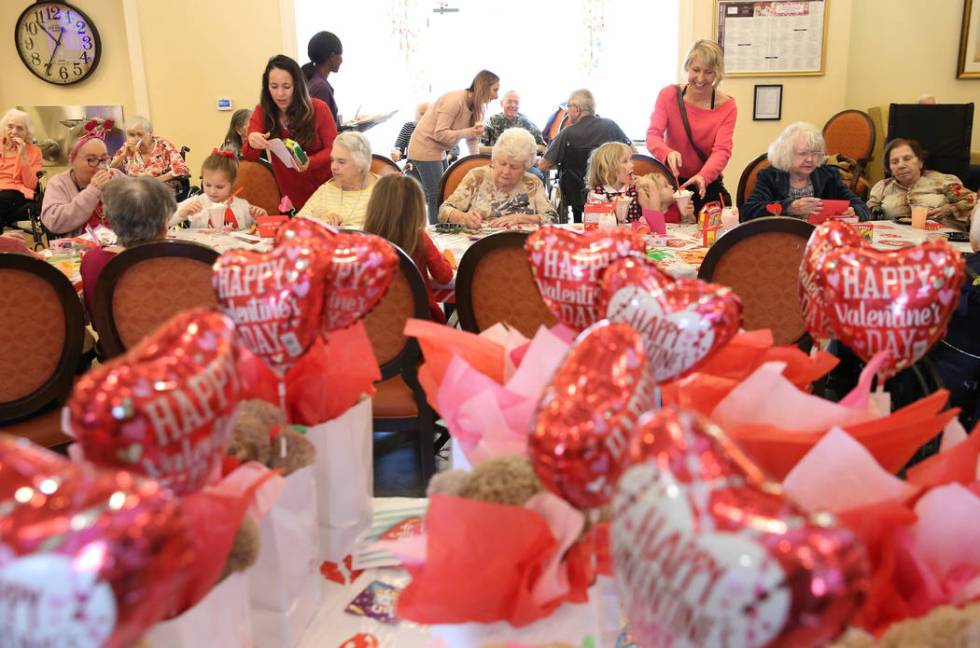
[439,127,557,228]
[298,130,378,228]
[110,115,189,190]
[742,121,869,221]
[0,108,43,229]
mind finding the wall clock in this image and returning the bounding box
[14,1,102,85]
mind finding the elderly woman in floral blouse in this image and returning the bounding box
[110,115,189,191]
[867,138,976,229]
[439,127,556,228]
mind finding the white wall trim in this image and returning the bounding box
[278,0,298,60]
[121,0,150,119]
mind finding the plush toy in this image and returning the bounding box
[220,513,261,581]
[830,602,980,647]
[426,455,542,506]
[228,399,315,475]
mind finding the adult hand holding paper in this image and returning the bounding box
[267,138,296,169]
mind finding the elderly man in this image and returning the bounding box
[538,89,632,222]
[481,91,544,148]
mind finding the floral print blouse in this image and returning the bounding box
[439,167,557,224]
[867,170,976,229]
[111,136,190,188]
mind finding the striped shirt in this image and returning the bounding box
[297,173,379,229]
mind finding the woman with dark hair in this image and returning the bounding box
[242,54,337,210]
[302,31,343,130]
[407,69,500,222]
[221,108,252,156]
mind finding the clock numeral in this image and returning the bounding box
[72,62,83,76]
[81,35,92,50]
[25,21,38,35]
[59,66,69,81]
[80,51,90,64]
[76,20,86,34]
[64,9,73,24]
[23,36,34,51]
[30,52,41,66]
[46,6,61,21]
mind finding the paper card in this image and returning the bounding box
[267,138,296,169]
[345,581,401,624]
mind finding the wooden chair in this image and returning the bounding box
[823,109,876,191]
[438,153,492,205]
[631,154,678,190]
[736,152,771,209]
[92,241,220,358]
[455,231,557,338]
[698,217,814,346]
[234,159,281,214]
[0,252,85,448]
[362,243,441,487]
[371,154,402,177]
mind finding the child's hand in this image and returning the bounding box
[248,205,267,218]
[180,201,204,217]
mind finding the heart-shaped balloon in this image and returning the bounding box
[613,408,869,648]
[214,233,328,370]
[599,257,742,382]
[525,227,644,331]
[0,436,195,648]
[69,309,241,495]
[530,321,657,509]
[276,218,397,330]
[799,221,866,340]
[808,236,965,378]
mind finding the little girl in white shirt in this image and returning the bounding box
[171,149,266,229]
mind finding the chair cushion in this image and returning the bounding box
[0,269,65,402]
[0,406,70,448]
[373,374,418,419]
[470,247,557,338]
[363,271,415,366]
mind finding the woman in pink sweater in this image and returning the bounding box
[645,40,737,214]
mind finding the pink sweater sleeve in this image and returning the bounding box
[698,100,737,185]
[645,86,674,161]
[41,172,101,234]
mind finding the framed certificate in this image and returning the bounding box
[958,0,980,78]
[753,84,783,120]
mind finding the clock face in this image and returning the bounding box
[15,2,101,85]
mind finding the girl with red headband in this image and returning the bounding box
[172,149,266,230]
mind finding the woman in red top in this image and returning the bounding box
[645,39,737,214]
[363,174,453,323]
[242,55,337,211]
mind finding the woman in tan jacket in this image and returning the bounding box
[408,70,499,223]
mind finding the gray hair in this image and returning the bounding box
[502,90,520,102]
[102,176,174,247]
[333,131,372,172]
[124,115,153,133]
[491,127,536,170]
[767,122,825,172]
[568,89,595,115]
[0,109,34,142]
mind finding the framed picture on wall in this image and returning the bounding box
[713,0,829,76]
[753,84,783,121]
[958,0,980,78]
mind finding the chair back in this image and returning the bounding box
[631,154,678,190]
[371,154,403,177]
[543,107,569,143]
[698,217,814,345]
[438,154,492,205]
[362,243,430,380]
[558,144,596,213]
[886,103,975,181]
[92,241,220,358]
[0,253,84,422]
[455,231,557,338]
[234,159,281,214]
[823,109,876,166]
[736,153,771,208]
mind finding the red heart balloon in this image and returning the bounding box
[599,257,742,382]
[525,228,645,331]
[69,309,241,495]
[799,221,866,340]
[213,235,327,370]
[613,408,869,648]
[808,237,965,378]
[276,218,397,330]
[530,321,657,509]
[0,436,195,648]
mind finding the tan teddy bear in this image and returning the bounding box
[227,399,315,475]
[426,455,542,506]
[830,602,980,647]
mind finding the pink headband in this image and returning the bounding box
[68,118,114,162]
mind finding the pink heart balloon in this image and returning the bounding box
[799,221,866,340]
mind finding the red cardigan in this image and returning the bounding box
[412,233,453,323]
[242,99,337,210]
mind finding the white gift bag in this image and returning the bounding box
[249,465,321,648]
[304,397,374,561]
[144,571,251,647]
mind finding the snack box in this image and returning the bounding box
[283,138,308,165]
[255,215,290,238]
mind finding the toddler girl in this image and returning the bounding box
[172,149,266,229]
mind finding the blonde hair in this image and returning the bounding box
[684,39,725,83]
[363,174,426,256]
[586,142,631,188]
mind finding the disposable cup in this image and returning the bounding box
[673,189,693,215]
[910,205,927,229]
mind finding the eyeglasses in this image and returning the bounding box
[83,156,111,168]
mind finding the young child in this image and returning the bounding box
[172,149,266,229]
[585,142,692,224]
[363,174,453,323]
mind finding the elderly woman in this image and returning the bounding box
[80,176,174,317]
[439,128,556,228]
[867,138,976,229]
[0,109,43,230]
[742,122,870,221]
[41,121,119,236]
[298,131,378,228]
[110,115,189,190]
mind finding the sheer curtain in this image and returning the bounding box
[294,0,680,156]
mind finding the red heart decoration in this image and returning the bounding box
[599,257,742,382]
[69,309,241,495]
[0,438,196,648]
[613,407,869,648]
[213,235,327,371]
[525,227,645,331]
[530,321,657,509]
[799,221,866,339]
[276,218,397,330]
[808,236,965,378]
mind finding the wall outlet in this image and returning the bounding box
[216,98,233,111]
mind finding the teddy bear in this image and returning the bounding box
[426,454,542,506]
[829,602,980,647]
[227,399,315,475]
